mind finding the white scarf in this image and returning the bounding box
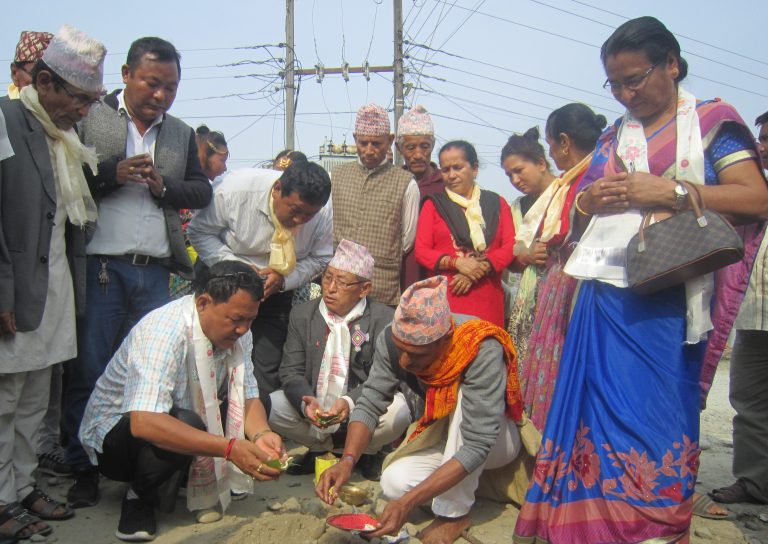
[446,184,487,251]
[184,297,252,512]
[19,85,98,226]
[564,87,712,343]
[312,298,367,438]
[515,153,594,250]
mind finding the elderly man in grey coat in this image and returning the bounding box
[0,25,106,540]
[269,240,412,479]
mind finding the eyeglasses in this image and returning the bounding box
[321,271,366,290]
[60,84,101,108]
[603,63,660,93]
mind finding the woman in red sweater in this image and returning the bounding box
[415,140,515,326]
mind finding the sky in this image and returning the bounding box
[2,0,766,201]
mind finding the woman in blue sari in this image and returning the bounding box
[514,16,767,544]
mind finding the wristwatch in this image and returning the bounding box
[673,181,688,211]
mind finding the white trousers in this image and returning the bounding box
[0,367,52,505]
[380,392,521,518]
[269,390,412,454]
[36,362,63,455]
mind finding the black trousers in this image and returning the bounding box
[97,407,205,501]
[250,289,293,415]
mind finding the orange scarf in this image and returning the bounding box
[408,320,523,442]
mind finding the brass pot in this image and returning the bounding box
[336,484,370,506]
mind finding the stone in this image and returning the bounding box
[268,502,283,511]
[694,528,713,539]
[301,498,329,518]
[282,497,301,512]
[744,521,760,531]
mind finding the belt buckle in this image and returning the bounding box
[131,254,151,266]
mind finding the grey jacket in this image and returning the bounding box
[349,314,508,474]
[79,90,211,278]
[0,97,87,331]
[278,297,394,414]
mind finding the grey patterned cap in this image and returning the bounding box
[42,24,106,94]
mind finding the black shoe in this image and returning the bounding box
[116,496,156,542]
[37,446,73,477]
[286,451,321,476]
[67,468,100,508]
[358,453,384,482]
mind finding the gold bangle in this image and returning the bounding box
[574,190,591,216]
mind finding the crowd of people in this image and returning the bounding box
[0,14,766,544]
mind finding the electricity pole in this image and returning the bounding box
[285,0,295,151]
[393,0,404,164]
[283,0,405,162]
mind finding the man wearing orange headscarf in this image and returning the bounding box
[316,276,524,544]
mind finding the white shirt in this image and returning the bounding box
[0,136,76,372]
[86,90,171,257]
[187,168,334,291]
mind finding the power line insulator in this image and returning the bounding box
[362,60,370,81]
[315,63,325,83]
[341,62,350,82]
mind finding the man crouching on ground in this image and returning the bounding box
[79,261,286,541]
[316,276,524,544]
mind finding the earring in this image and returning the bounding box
[562,147,569,156]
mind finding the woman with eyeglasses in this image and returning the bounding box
[170,125,230,299]
[514,16,768,543]
[415,140,515,326]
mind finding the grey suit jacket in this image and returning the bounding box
[279,297,395,415]
[0,97,86,331]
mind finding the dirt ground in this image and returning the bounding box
[36,357,768,543]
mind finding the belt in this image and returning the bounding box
[94,254,172,268]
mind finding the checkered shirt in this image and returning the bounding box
[79,296,258,464]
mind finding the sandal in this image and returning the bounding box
[709,480,758,505]
[692,493,735,520]
[21,487,74,521]
[0,503,52,540]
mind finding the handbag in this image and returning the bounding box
[626,181,744,295]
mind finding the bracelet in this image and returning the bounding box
[341,453,357,466]
[223,437,237,460]
[251,429,275,442]
[574,190,591,216]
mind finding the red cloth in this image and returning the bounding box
[401,166,446,290]
[415,195,515,326]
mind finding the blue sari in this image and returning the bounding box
[514,100,762,543]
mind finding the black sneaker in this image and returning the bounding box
[358,452,384,482]
[37,446,73,477]
[116,496,156,542]
[67,468,100,508]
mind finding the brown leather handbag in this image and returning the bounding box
[626,182,744,295]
